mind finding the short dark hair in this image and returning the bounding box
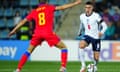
[85,1,95,11]
[85,1,94,6]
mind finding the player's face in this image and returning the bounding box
[85,5,93,16]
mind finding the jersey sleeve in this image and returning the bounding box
[78,14,84,35]
[49,5,56,11]
[25,10,35,21]
[101,21,107,34]
[96,13,107,34]
[96,13,102,22]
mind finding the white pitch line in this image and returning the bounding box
[0,69,28,72]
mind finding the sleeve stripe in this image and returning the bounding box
[98,19,103,25]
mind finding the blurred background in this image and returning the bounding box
[0,0,120,40]
[0,0,120,72]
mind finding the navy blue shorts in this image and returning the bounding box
[81,35,101,52]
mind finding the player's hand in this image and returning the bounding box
[74,0,82,4]
[99,32,103,38]
[8,30,16,38]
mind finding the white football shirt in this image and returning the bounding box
[79,12,107,39]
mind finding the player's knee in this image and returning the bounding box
[27,49,33,53]
[79,45,85,49]
[79,41,87,48]
[79,43,86,49]
[27,45,36,53]
[55,41,67,49]
[58,45,67,49]
[56,43,67,49]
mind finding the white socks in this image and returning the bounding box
[79,48,98,68]
[79,48,86,68]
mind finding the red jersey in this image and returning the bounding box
[26,4,55,34]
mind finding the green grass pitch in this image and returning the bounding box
[0,61,120,72]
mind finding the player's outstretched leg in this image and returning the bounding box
[59,48,68,72]
[14,44,35,72]
[55,41,68,72]
[14,51,30,72]
[79,48,86,72]
[79,40,87,72]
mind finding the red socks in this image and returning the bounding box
[17,51,30,70]
[17,49,67,70]
[61,49,68,67]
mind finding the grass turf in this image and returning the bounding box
[0,61,120,72]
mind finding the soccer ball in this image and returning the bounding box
[87,64,94,72]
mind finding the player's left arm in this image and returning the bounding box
[55,0,82,10]
[100,20,107,34]
[99,20,107,37]
[97,14,107,37]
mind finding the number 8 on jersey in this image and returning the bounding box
[38,12,46,25]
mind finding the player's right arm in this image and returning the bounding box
[8,10,34,37]
[78,15,84,36]
[8,19,28,37]
[55,0,82,10]
[78,23,84,36]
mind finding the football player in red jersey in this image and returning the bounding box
[8,0,81,72]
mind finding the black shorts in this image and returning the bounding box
[81,35,101,52]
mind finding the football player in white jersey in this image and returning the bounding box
[78,1,107,72]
